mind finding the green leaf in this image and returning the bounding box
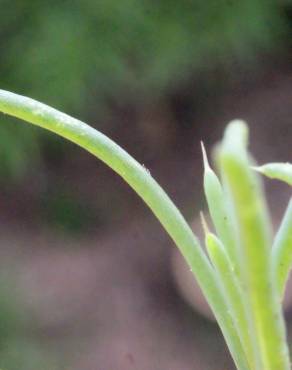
[218,120,290,370]
[201,142,239,274]
[202,222,257,370]
[253,163,292,186]
[272,198,292,297]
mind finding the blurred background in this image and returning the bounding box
[0,1,292,369]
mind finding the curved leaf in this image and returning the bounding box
[253,163,292,186]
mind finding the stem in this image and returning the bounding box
[0,89,249,370]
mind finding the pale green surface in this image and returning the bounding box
[0,89,249,370]
[253,163,292,186]
[204,232,257,370]
[218,120,290,370]
[201,142,239,274]
[272,198,292,297]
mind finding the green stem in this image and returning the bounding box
[0,89,249,370]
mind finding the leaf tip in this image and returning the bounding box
[201,141,211,172]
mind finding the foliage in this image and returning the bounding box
[0,89,291,369]
[0,0,290,177]
[253,163,292,186]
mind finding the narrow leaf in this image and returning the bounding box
[253,163,292,186]
[201,142,239,273]
[204,228,259,370]
[218,120,290,370]
[272,198,292,297]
